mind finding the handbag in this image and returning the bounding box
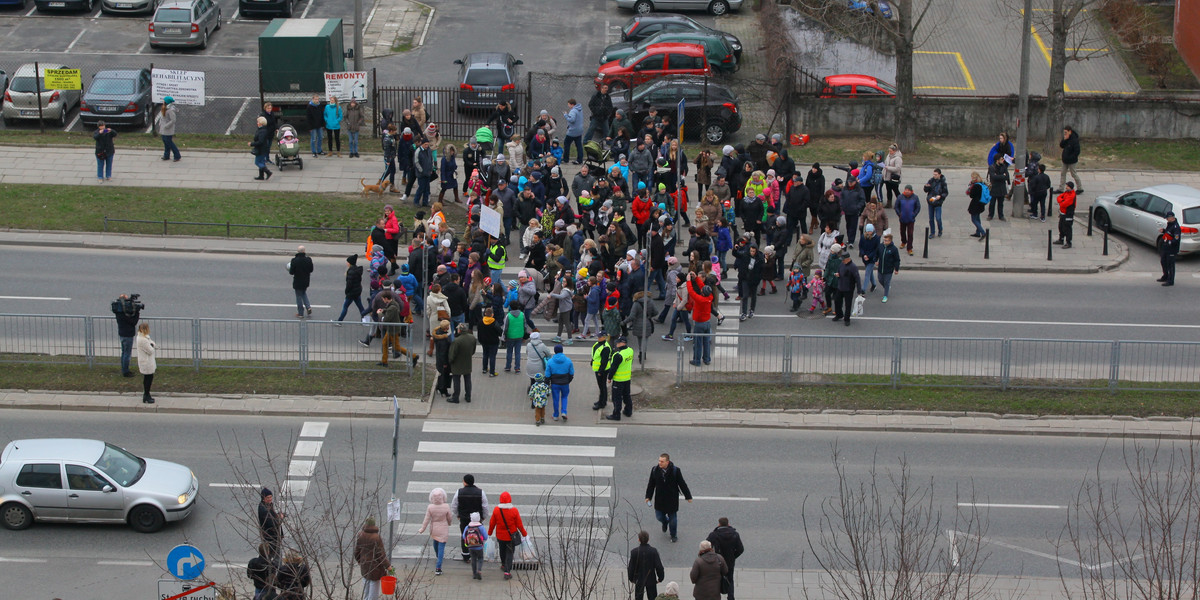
[499,507,522,546]
[721,575,732,594]
[96,151,107,159]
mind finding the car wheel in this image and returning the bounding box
[199,29,208,49]
[214,9,221,29]
[709,0,729,15]
[1,502,33,530]
[633,0,652,14]
[705,121,727,144]
[1093,208,1111,232]
[281,0,292,17]
[128,505,165,533]
[56,107,66,128]
[608,80,627,94]
[2,117,13,127]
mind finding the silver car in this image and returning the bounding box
[613,0,742,16]
[1092,184,1200,256]
[1,63,82,127]
[0,438,198,533]
[148,0,222,50]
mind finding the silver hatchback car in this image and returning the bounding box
[0,439,198,533]
[1092,184,1200,256]
[1,63,82,127]
[149,0,222,50]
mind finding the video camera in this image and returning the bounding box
[112,294,144,317]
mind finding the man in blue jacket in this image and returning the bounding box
[544,344,575,421]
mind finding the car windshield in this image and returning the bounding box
[1183,207,1200,225]
[620,50,648,68]
[465,68,509,87]
[90,79,137,95]
[94,443,146,487]
[10,76,48,93]
[877,80,898,94]
[155,8,192,22]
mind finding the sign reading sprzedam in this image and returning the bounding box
[151,69,206,106]
[43,68,82,90]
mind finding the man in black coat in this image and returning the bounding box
[1058,125,1083,193]
[628,530,665,600]
[450,474,489,561]
[706,517,745,600]
[784,171,811,237]
[111,294,140,377]
[289,245,314,318]
[257,487,285,562]
[645,453,692,542]
[585,84,613,143]
[305,95,324,157]
[442,273,470,330]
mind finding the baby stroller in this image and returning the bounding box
[274,124,304,171]
[583,139,610,172]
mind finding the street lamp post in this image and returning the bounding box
[1012,0,1035,219]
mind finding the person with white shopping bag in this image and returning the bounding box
[833,251,863,327]
[488,491,528,580]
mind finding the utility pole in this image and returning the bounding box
[1012,0,1034,219]
[353,0,364,71]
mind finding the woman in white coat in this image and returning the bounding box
[417,487,454,575]
[136,322,156,404]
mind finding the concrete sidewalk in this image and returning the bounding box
[4,389,1197,439]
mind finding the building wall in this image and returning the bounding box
[1178,0,1200,80]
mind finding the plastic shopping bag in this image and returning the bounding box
[852,294,865,317]
[515,534,538,562]
[483,536,500,562]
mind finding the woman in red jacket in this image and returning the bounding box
[488,491,529,580]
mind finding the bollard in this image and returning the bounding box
[284,224,289,240]
[1047,229,1053,261]
[922,227,929,259]
[163,219,168,236]
[984,229,990,260]
[1087,205,1094,237]
[227,221,231,237]
[1103,228,1109,256]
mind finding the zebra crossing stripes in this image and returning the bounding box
[392,420,617,560]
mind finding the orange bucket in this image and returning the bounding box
[380,575,397,595]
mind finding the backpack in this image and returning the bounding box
[977,182,991,205]
[396,291,410,319]
[464,525,484,548]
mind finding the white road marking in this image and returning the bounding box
[65,29,87,52]
[0,557,47,563]
[389,522,608,540]
[24,5,37,16]
[299,0,312,18]
[97,560,154,566]
[950,529,1134,570]
[422,421,617,438]
[406,481,611,498]
[288,459,316,477]
[959,502,1066,510]
[299,421,329,438]
[398,503,609,518]
[293,440,323,457]
[137,40,149,54]
[363,0,379,29]
[412,460,612,478]
[225,96,252,135]
[285,479,309,497]
[418,441,614,458]
[209,482,258,488]
[416,6,433,47]
[691,496,767,502]
[236,303,333,308]
[0,295,70,301]
[65,113,80,132]
[230,8,239,19]
[755,314,1200,329]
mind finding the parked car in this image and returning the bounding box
[238,0,294,18]
[0,0,30,9]
[847,0,893,19]
[613,0,741,16]
[596,42,711,92]
[612,76,741,144]
[1092,184,1200,256]
[80,69,154,127]
[0,438,198,533]
[620,14,742,60]
[601,30,738,74]
[1,63,82,127]
[100,0,156,15]
[148,0,221,50]
[819,74,896,97]
[34,0,93,12]
[454,52,523,112]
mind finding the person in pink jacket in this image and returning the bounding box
[418,487,454,575]
[488,491,529,580]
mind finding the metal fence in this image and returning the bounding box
[0,314,415,374]
[372,84,533,142]
[102,217,375,243]
[676,334,1200,392]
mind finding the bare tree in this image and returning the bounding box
[802,445,998,600]
[1059,439,1200,600]
[212,429,429,600]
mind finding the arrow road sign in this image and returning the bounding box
[166,544,206,581]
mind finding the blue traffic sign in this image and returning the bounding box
[167,544,206,581]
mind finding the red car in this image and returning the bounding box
[819,74,896,98]
[595,42,711,92]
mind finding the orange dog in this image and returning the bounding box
[361,178,390,197]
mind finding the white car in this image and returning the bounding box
[1,63,82,127]
[1092,184,1200,256]
[0,439,198,533]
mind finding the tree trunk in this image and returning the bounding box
[893,0,917,151]
[1043,0,1070,155]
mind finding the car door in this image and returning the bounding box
[677,84,704,137]
[13,463,70,520]
[667,52,707,77]
[1140,196,1171,244]
[65,464,127,522]
[631,52,666,87]
[1110,191,1146,235]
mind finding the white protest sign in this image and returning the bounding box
[151,69,206,106]
[323,72,368,102]
[480,205,501,238]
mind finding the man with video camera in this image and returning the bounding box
[111,294,143,378]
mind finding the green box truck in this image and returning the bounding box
[258,18,346,119]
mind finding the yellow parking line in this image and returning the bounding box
[913,50,976,91]
[1026,18,1134,95]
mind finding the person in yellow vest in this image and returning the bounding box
[590,332,614,411]
[604,337,635,421]
[485,237,507,277]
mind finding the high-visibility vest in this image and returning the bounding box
[591,341,609,372]
[612,347,634,382]
[487,244,506,271]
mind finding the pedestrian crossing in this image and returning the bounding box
[391,420,618,560]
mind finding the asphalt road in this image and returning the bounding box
[0,409,1173,598]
